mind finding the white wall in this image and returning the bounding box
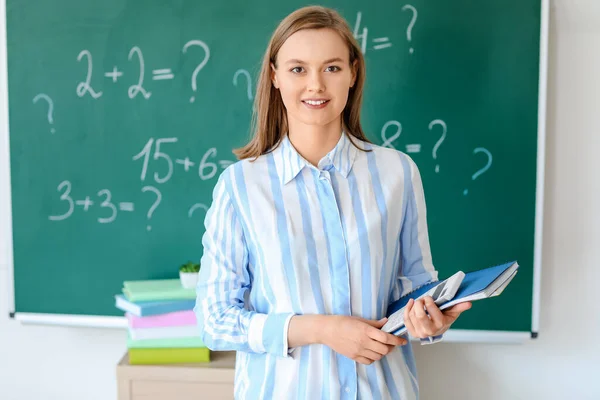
[1,1,599,399]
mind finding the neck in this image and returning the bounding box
[287,118,343,167]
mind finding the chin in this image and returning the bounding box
[297,113,340,128]
[301,119,337,128]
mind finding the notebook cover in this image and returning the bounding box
[122,279,196,301]
[115,295,196,317]
[386,280,446,317]
[128,347,210,364]
[128,324,199,340]
[126,310,196,328]
[449,261,518,302]
[127,333,206,349]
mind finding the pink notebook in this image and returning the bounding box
[126,310,197,328]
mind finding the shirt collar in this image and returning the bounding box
[277,132,358,185]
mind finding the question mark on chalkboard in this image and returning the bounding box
[142,186,162,231]
[233,69,253,101]
[32,93,56,134]
[402,4,418,54]
[183,40,211,103]
[188,203,208,219]
[428,119,447,173]
[463,147,492,196]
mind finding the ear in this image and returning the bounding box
[350,59,358,88]
[270,63,279,89]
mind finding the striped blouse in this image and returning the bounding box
[195,132,439,399]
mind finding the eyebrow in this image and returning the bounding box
[284,57,345,65]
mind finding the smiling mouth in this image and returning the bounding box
[302,99,330,107]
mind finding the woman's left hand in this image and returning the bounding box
[403,296,472,339]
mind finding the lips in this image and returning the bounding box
[302,99,330,107]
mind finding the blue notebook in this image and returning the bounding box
[114,294,196,317]
[436,260,519,309]
[385,261,519,336]
[385,279,449,317]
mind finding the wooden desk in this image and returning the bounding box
[116,351,236,400]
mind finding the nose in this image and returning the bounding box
[307,71,325,93]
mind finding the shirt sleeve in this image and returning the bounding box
[396,155,445,343]
[397,154,439,298]
[194,171,294,358]
[396,155,445,342]
[420,334,444,345]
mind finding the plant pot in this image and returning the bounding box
[179,271,199,289]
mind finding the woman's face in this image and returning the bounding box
[272,28,356,130]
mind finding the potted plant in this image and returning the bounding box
[179,261,200,289]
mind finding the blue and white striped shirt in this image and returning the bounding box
[195,132,439,399]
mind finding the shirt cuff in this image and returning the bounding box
[248,312,295,357]
[248,314,267,353]
[420,334,444,345]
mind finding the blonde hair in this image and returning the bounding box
[233,5,372,160]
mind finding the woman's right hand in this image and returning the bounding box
[320,315,408,365]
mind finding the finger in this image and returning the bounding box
[412,299,431,329]
[407,312,425,338]
[364,338,391,356]
[403,310,418,337]
[405,299,426,337]
[374,317,388,328]
[362,317,388,328]
[356,356,375,365]
[403,299,414,322]
[386,333,407,346]
[412,299,434,336]
[367,326,407,346]
[423,296,445,333]
[362,348,385,362]
[412,299,428,320]
[444,302,472,319]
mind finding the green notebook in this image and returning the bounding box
[127,333,206,349]
[122,279,196,301]
[128,347,211,364]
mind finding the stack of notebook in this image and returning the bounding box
[383,260,520,336]
[115,279,210,365]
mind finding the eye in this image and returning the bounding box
[325,65,341,72]
[290,66,304,73]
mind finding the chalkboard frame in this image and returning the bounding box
[0,0,549,343]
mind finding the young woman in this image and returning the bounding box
[195,5,471,399]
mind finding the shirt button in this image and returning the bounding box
[344,387,350,393]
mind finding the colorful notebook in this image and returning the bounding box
[128,324,200,340]
[126,310,196,328]
[127,333,206,349]
[122,279,196,302]
[115,294,196,317]
[128,347,210,364]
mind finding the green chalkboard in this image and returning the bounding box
[7,0,543,334]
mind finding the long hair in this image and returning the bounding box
[233,5,371,160]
